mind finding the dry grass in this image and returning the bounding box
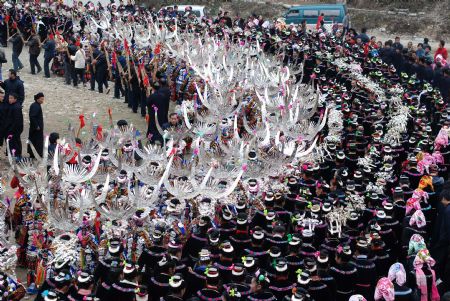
[349,0,450,39]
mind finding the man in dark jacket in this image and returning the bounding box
[28,92,44,158]
[42,34,56,78]
[431,189,450,292]
[0,17,7,47]
[441,68,450,102]
[0,69,25,105]
[9,29,24,71]
[65,38,77,85]
[109,264,139,301]
[92,43,108,93]
[0,95,7,147]
[146,78,171,144]
[27,30,42,74]
[380,41,394,66]
[356,28,370,44]
[4,93,23,159]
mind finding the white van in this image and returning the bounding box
[159,5,206,20]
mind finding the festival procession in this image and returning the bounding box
[0,0,448,300]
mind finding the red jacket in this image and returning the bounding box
[435,47,448,61]
[316,15,324,30]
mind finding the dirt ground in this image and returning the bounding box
[0,45,148,173]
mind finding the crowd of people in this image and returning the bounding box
[0,1,449,301]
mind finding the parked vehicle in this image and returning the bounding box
[284,4,349,30]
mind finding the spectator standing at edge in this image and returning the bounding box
[27,92,45,158]
[423,37,431,51]
[356,28,370,44]
[65,38,77,85]
[4,93,23,159]
[392,36,403,51]
[431,189,450,293]
[435,40,448,62]
[440,69,450,102]
[316,13,324,30]
[0,69,24,106]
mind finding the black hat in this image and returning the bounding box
[251,227,265,240]
[108,238,122,254]
[81,155,92,165]
[297,270,311,285]
[231,263,245,276]
[275,258,288,273]
[198,215,211,227]
[44,291,59,301]
[291,290,311,301]
[269,246,281,258]
[123,263,137,275]
[152,229,163,240]
[356,237,368,249]
[221,240,234,254]
[288,233,302,246]
[235,199,247,210]
[205,267,219,278]
[55,270,71,283]
[265,191,275,202]
[168,274,185,289]
[77,271,93,284]
[208,228,220,244]
[304,258,317,272]
[265,210,276,221]
[168,239,182,250]
[222,206,233,221]
[317,249,329,264]
[242,255,255,268]
[167,198,182,213]
[237,212,247,225]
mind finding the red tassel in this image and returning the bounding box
[124,38,130,55]
[79,114,85,129]
[143,74,149,87]
[96,125,103,140]
[10,176,20,189]
[94,212,101,241]
[154,43,161,55]
[68,151,78,164]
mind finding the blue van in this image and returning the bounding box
[284,4,349,29]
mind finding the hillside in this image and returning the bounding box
[139,0,450,41]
